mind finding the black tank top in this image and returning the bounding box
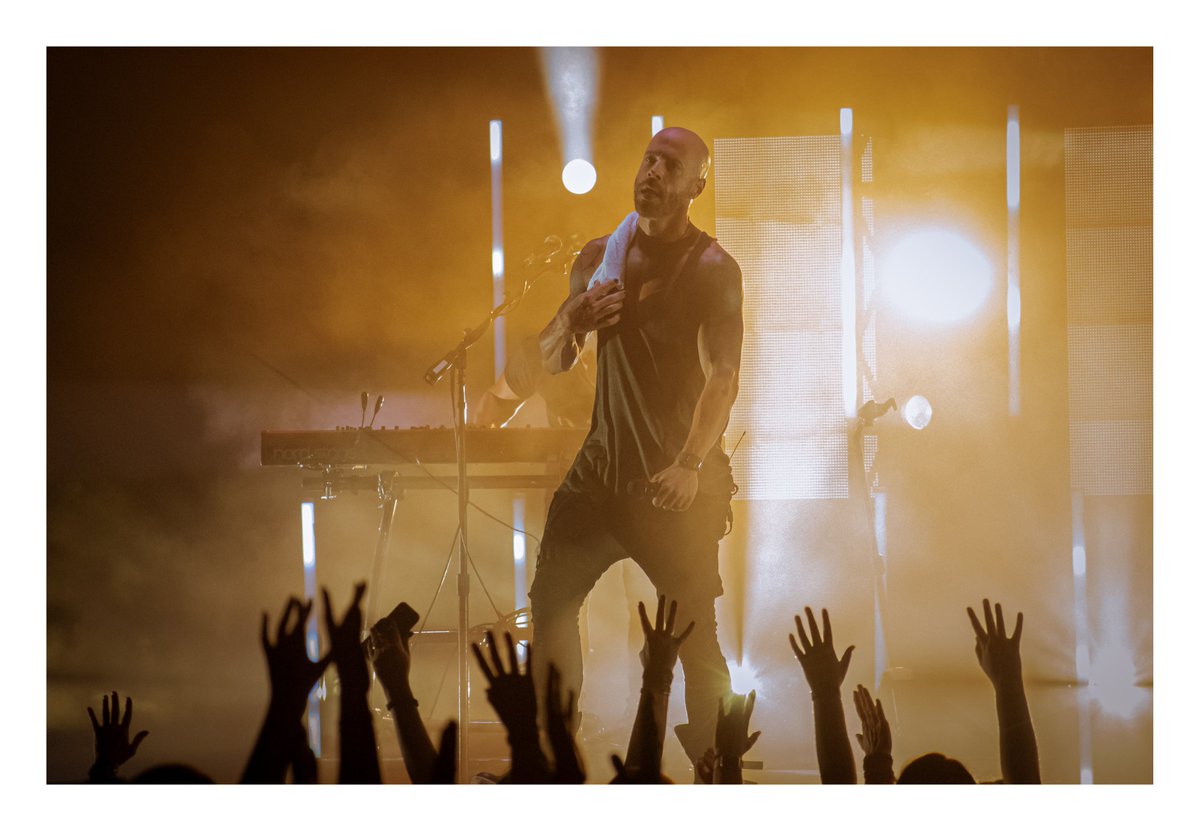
[558,224,737,502]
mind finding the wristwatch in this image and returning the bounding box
[676,451,703,471]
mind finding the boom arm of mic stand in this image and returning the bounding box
[422,263,564,386]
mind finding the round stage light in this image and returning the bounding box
[881,229,994,324]
[562,159,596,194]
[903,395,933,430]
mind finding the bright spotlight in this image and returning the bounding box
[726,659,761,695]
[903,395,932,430]
[1090,646,1147,720]
[540,48,598,191]
[881,229,994,324]
[562,158,596,195]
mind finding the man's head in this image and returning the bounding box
[633,127,711,219]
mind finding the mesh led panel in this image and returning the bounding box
[1064,126,1152,496]
[715,136,847,500]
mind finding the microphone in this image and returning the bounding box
[856,398,897,428]
[625,479,660,499]
[359,392,369,428]
[523,235,563,266]
[369,395,385,429]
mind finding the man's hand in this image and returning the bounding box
[88,691,149,780]
[649,463,700,512]
[715,690,762,760]
[789,607,855,699]
[261,597,330,722]
[558,279,625,334]
[852,684,892,756]
[638,595,695,691]
[322,582,370,699]
[967,598,1024,687]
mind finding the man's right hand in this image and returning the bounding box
[558,279,625,333]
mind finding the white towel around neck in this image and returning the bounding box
[586,211,640,290]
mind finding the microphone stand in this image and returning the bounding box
[422,243,574,781]
[850,398,896,691]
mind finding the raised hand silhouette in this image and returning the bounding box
[966,598,1040,784]
[852,684,891,756]
[853,684,895,784]
[789,607,854,698]
[788,606,856,784]
[432,721,458,785]
[623,594,694,784]
[714,690,761,784]
[322,582,381,784]
[471,630,549,783]
[545,663,586,784]
[261,597,330,721]
[967,598,1024,685]
[243,597,330,784]
[367,611,437,783]
[638,594,695,691]
[87,691,149,783]
[322,582,370,698]
[367,615,413,694]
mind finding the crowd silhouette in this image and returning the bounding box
[80,571,1041,785]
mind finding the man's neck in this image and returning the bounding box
[637,211,691,242]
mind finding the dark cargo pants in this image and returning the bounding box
[528,490,732,762]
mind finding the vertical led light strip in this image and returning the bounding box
[511,494,527,613]
[872,489,888,689]
[300,501,321,757]
[1071,490,1093,783]
[840,108,857,418]
[490,120,506,381]
[651,114,663,136]
[1006,106,1021,416]
[491,120,522,656]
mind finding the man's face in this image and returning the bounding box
[633,132,705,218]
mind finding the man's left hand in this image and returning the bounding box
[650,463,699,511]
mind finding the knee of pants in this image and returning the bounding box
[529,577,586,628]
[674,607,728,672]
[666,598,719,642]
[677,618,725,664]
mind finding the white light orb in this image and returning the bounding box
[903,395,933,430]
[562,158,596,194]
[881,229,993,324]
[726,659,760,695]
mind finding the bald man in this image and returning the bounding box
[529,127,743,767]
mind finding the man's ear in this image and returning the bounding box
[691,176,707,201]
